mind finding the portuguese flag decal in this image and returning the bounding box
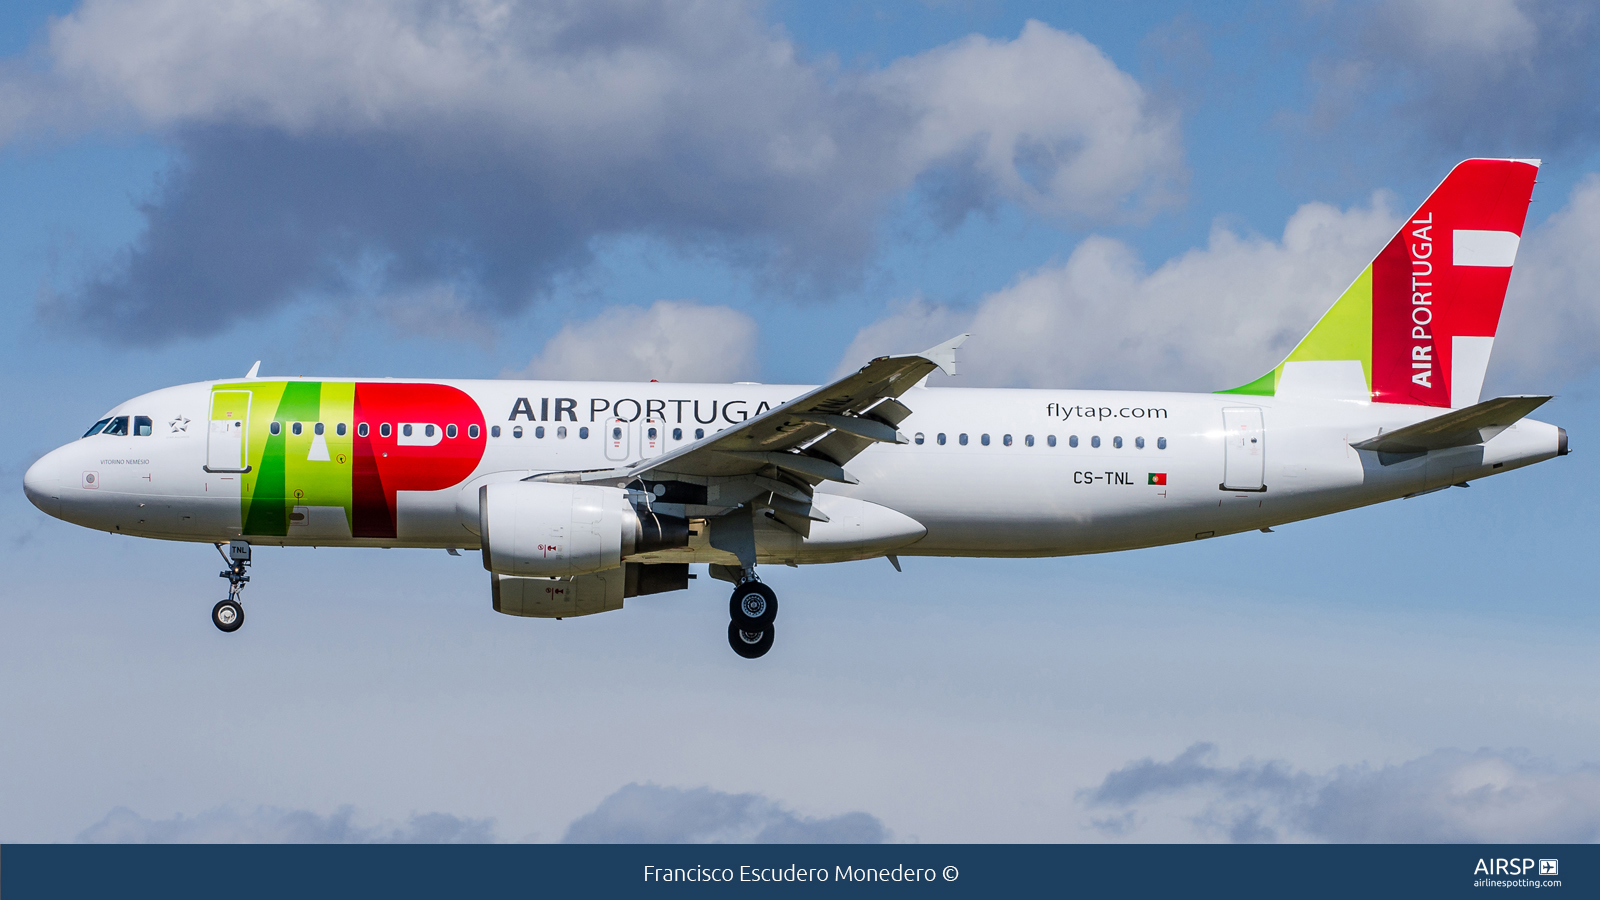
[1148,473,1167,485]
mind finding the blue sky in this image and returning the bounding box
[3,0,1600,843]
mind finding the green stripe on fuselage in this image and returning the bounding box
[216,381,357,538]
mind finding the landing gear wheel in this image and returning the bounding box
[729,581,778,628]
[728,621,774,659]
[212,598,244,633]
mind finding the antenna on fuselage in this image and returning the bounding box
[245,361,261,379]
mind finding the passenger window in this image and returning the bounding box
[579,427,590,439]
[446,424,457,438]
[536,426,546,439]
[402,424,413,437]
[134,416,153,436]
[1002,434,1012,447]
[1113,436,1123,449]
[937,433,946,445]
[980,434,990,446]
[1135,436,1145,449]
[270,421,281,436]
[490,425,500,438]
[1047,435,1057,448]
[468,424,479,439]
[1091,436,1101,448]
[292,422,303,436]
[695,428,705,440]
[424,424,436,438]
[1158,437,1167,450]
[312,422,323,436]
[380,423,391,438]
[1025,435,1034,447]
[914,432,924,445]
[959,434,968,446]
[1069,435,1078,448]
[673,427,683,441]
[102,416,130,436]
[336,423,346,436]
[356,423,368,437]
[82,418,111,438]
[557,426,568,439]
[513,426,523,438]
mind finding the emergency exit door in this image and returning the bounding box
[206,390,252,473]
[1221,407,1265,492]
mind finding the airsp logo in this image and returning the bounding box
[1540,859,1559,877]
[1474,858,1545,876]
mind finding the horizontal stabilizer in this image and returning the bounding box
[1352,395,1551,454]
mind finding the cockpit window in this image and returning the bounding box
[82,418,111,438]
[134,416,153,436]
[101,416,130,436]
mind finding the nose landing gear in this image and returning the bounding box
[726,571,776,659]
[213,540,251,633]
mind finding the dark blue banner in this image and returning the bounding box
[2,843,1592,898]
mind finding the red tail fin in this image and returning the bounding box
[1223,159,1539,407]
[1372,158,1539,407]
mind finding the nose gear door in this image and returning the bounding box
[206,390,252,473]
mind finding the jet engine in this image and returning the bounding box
[478,481,689,577]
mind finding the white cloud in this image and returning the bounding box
[508,300,757,383]
[1083,743,1600,843]
[839,193,1402,391]
[843,172,1600,394]
[562,783,888,843]
[73,783,887,844]
[1490,173,1600,391]
[867,20,1182,221]
[78,804,496,843]
[1376,0,1538,62]
[6,2,1184,341]
[1305,0,1599,156]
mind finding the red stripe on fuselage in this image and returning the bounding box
[351,383,487,539]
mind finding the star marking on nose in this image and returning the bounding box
[169,415,190,433]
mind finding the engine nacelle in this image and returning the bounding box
[479,481,689,577]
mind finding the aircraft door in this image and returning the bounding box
[1221,407,1266,491]
[603,417,630,462]
[640,417,664,459]
[206,390,252,472]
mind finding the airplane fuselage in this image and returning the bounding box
[23,377,1565,561]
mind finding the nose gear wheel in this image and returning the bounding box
[212,598,244,632]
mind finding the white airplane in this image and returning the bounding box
[23,159,1566,658]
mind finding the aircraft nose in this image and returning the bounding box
[23,450,64,519]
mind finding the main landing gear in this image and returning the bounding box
[727,573,777,659]
[212,540,251,633]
